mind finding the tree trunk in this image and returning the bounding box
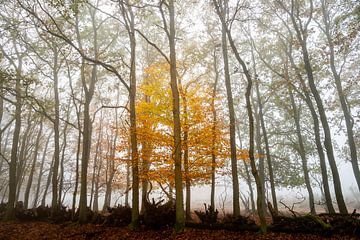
[168,0,185,232]
[24,120,43,209]
[254,78,277,212]
[51,46,61,215]
[90,117,102,210]
[252,94,266,215]
[286,44,335,213]
[119,0,140,228]
[288,2,347,213]
[78,7,98,222]
[125,145,131,207]
[210,48,219,209]
[218,1,240,217]
[58,121,68,206]
[33,131,52,208]
[5,63,22,220]
[287,82,316,214]
[183,96,191,220]
[42,154,54,207]
[320,0,360,192]
[16,117,33,203]
[213,0,266,231]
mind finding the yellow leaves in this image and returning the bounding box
[113,60,233,190]
[237,149,265,163]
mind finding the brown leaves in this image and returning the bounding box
[0,221,355,240]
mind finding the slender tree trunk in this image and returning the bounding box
[286,79,316,214]
[72,125,81,214]
[218,1,240,217]
[51,46,61,216]
[168,0,185,232]
[92,141,103,212]
[42,154,54,207]
[125,145,131,207]
[33,131,52,208]
[90,117,102,210]
[5,62,22,220]
[78,7,98,222]
[119,0,140,228]
[214,0,266,231]
[24,121,43,209]
[183,96,191,220]
[58,121,69,206]
[285,0,347,214]
[251,94,266,215]
[236,123,255,214]
[320,0,360,192]
[16,117,32,203]
[287,45,335,213]
[292,21,347,215]
[210,49,219,209]
[254,78,277,212]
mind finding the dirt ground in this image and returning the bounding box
[0,221,358,240]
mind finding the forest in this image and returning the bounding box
[0,0,359,239]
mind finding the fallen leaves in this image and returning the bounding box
[0,221,357,240]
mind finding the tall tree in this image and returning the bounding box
[213,0,267,232]
[214,0,241,217]
[278,0,348,214]
[119,0,140,228]
[319,0,360,192]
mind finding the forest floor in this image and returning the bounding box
[0,221,358,240]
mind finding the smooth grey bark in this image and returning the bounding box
[119,0,140,228]
[218,0,240,217]
[320,0,360,192]
[58,119,69,206]
[90,118,102,211]
[286,42,336,213]
[41,154,54,207]
[183,92,191,220]
[77,6,98,223]
[213,0,266,231]
[254,78,277,212]
[167,0,185,232]
[287,82,316,214]
[236,124,255,214]
[140,93,152,214]
[24,120,43,209]
[210,48,219,209]
[15,117,32,203]
[92,134,103,212]
[51,43,61,215]
[125,145,131,207]
[5,58,22,220]
[285,0,347,214]
[103,133,117,210]
[33,131,52,208]
[252,93,266,215]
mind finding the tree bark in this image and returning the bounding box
[5,60,22,220]
[168,0,185,232]
[218,0,240,217]
[287,81,316,214]
[320,0,360,192]
[33,131,52,208]
[213,0,266,231]
[286,43,335,213]
[24,120,43,209]
[287,0,347,214]
[51,45,61,216]
[210,48,219,209]
[42,154,54,207]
